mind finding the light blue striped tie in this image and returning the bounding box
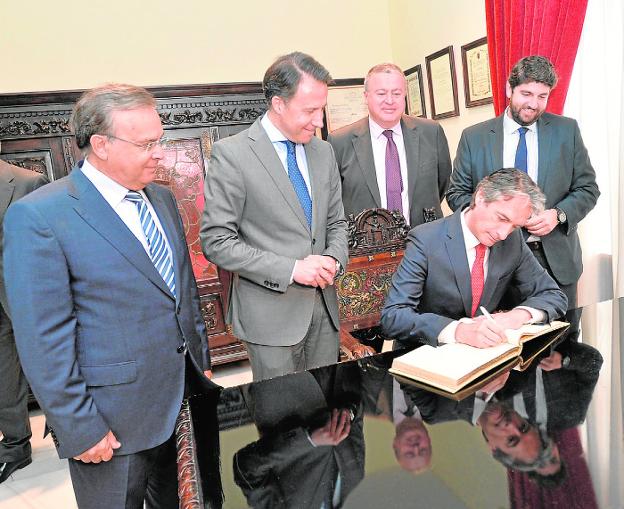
[126,191,176,298]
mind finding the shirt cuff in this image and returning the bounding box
[290,260,297,284]
[438,318,473,344]
[515,306,546,324]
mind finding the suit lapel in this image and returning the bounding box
[402,117,420,208]
[247,120,311,234]
[305,141,323,235]
[68,169,174,299]
[489,116,505,171]
[536,115,552,189]
[144,185,183,304]
[352,121,382,207]
[444,212,472,317]
[0,169,15,217]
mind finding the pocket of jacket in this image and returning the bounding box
[81,361,137,387]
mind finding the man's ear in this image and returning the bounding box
[505,81,513,99]
[90,134,109,161]
[271,95,285,115]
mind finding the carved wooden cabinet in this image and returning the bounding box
[0,84,268,365]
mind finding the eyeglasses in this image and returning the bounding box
[107,135,169,152]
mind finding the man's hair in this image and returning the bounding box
[508,55,558,90]
[364,63,406,91]
[469,168,545,215]
[262,52,332,106]
[72,83,157,152]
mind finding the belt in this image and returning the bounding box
[526,241,543,251]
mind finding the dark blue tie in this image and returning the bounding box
[282,140,312,228]
[514,127,528,173]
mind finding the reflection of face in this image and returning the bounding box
[506,81,551,126]
[479,403,541,464]
[268,73,328,144]
[465,192,533,247]
[364,70,406,129]
[393,418,432,472]
[102,107,165,190]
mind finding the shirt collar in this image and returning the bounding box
[261,113,290,144]
[503,107,538,136]
[460,208,482,251]
[369,117,402,140]
[81,157,139,207]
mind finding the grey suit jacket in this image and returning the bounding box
[201,118,348,346]
[327,115,452,227]
[380,210,567,345]
[3,167,209,458]
[446,112,599,287]
[0,160,48,312]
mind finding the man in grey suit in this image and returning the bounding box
[201,52,348,381]
[3,84,211,508]
[0,155,47,484]
[328,63,451,227]
[446,56,599,343]
[382,169,567,348]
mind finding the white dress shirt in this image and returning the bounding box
[502,109,541,242]
[80,158,173,258]
[369,117,410,217]
[438,210,544,343]
[260,113,312,195]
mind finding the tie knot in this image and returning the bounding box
[518,127,528,136]
[382,129,394,140]
[475,243,487,259]
[282,140,296,155]
[125,190,144,203]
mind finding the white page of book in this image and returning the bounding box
[396,342,517,381]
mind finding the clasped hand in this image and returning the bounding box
[455,309,531,348]
[309,408,352,446]
[293,255,337,288]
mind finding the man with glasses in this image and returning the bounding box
[3,84,211,508]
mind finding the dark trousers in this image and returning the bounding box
[245,290,340,381]
[528,241,581,343]
[68,433,178,509]
[0,304,32,463]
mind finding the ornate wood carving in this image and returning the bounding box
[175,399,203,509]
[346,208,409,256]
[0,152,51,176]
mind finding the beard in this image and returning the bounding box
[509,102,544,126]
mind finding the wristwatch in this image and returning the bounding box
[555,208,567,224]
[561,355,571,369]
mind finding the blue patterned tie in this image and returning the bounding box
[126,191,176,297]
[514,127,528,173]
[282,140,312,228]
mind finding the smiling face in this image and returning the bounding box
[268,73,328,144]
[506,80,551,126]
[89,106,165,190]
[364,70,406,129]
[465,191,533,247]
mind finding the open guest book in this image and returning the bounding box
[389,321,569,400]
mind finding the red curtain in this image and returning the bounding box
[485,0,588,115]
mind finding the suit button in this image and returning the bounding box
[177,345,185,354]
[312,238,316,245]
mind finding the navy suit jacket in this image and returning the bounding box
[3,167,209,458]
[446,112,599,287]
[380,210,567,345]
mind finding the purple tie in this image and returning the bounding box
[382,129,403,215]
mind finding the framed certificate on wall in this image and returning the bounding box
[461,37,493,107]
[404,64,426,118]
[425,46,460,120]
[324,82,368,133]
